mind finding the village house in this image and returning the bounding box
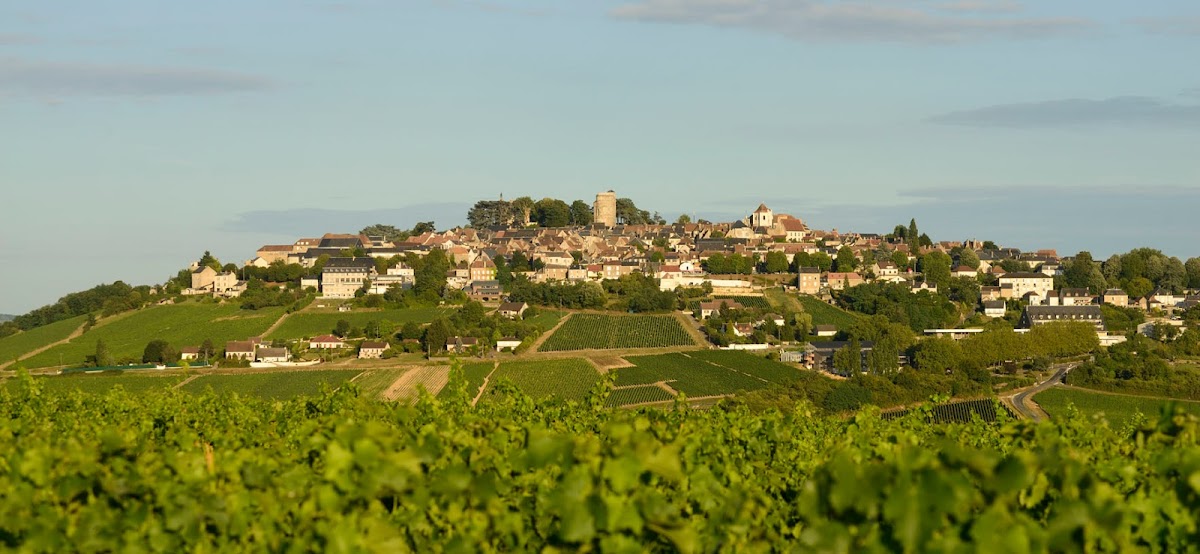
[1020,305,1106,332]
[983,300,1007,318]
[358,341,390,359]
[446,336,480,354]
[496,337,522,352]
[256,347,291,363]
[797,267,821,295]
[469,257,497,282]
[812,325,838,338]
[225,340,256,360]
[698,299,745,319]
[321,257,376,299]
[497,301,528,319]
[180,347,201,361]
[824,272,864,291]
[1102,289,1129,307]
[309,335,347,350]
[468,280,503,302]
[999,272,1054,299]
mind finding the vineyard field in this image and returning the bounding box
[0,315,87,365]
[522,310,567,331]
[715,295,771,309]
[484,359,599,401]
[686,351,802,385]
[618,353,771,397]
[539,314,694,351]
[1036,387,1200,427]
[797,295,859,329]
[352,368,411,399]
[181,370,362,399]
[3,372,184,394]
[883,399,1013,423]
[21,303,286,369]
[4,383,1199,551]
[607,386,674,407]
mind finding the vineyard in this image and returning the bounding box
[268,307,455,340]
[539,314,695,351]
[606,385,675,407]
[685,350,802,385]
[482,359,600,401]
[796,295,859,329]
[1035,387,1200,427]
[438,362,496,400]
[351,368,412,399]
[882,399,1014,423]
[0,315,87,365]
[180,370,362,399]
[2,372,184,395]
[616,353,776,397]
[3,379,1200,551]
[714,295,771,309]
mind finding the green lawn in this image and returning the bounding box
[485,359,599,401]
[0,316,87,365]
[22,303,287,369]
[797,295,860,329]
[3,372,184,395]
[268,307,456,339]
[181,370,362,399]
[1036,387,1200,428]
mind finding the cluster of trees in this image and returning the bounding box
[1058,248,1200,297]
[700,301,815,347]
[419,301,544,356]
[908,322,1099,373]
[885,218,932,251]
[836,282,959,332]
[466,196,659,229]
[359,222,435,243]
[506,276,607,310]
[602,274,677,313]
[1068,331,1200,399]
[2,282,158,338]
[702,253,758,274]
[240,281,313,311]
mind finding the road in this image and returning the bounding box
[1011,363,1075,422]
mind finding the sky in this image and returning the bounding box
[1,0,1198,314]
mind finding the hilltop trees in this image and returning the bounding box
[569,200,593,226]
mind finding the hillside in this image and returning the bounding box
[0,314,14,323]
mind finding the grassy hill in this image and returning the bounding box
[0,315,87,365]
[797,295,860,329]
[20,303,286,369]
[1036,387,1200,427]
[268,307,455,340]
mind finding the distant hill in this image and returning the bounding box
[0,314,14,323]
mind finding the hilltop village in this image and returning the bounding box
[163,191,1199,372]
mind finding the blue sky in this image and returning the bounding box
[1,0,1198,313]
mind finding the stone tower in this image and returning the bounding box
[751,203,773,228]
[594,190,617,227]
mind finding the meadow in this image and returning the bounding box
[1036,387,1200,428]
[268,307,455,339]
[0,315,87,365]
[21,303,287,369]
[539,314,694,351]
[181,370,362,400]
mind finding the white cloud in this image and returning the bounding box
[611,0,1093,43]
[0,57,273,98]
[927,95,1200,129]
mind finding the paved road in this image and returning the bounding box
[1011,363,1075,422]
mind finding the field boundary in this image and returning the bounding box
[528,313,573,352]
[471,362,500,406]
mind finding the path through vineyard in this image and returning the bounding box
[471,362,500,406]
[527,314,572,352]
[381,365,450,402]
[260,303,312,338]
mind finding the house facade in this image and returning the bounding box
[321,257,376,299]
[999,272,1054,299]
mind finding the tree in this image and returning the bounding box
[1124,277,1154,299]
[1187,257,1200,289]
[400,322,422,341]
[142,339,176,364]
[95,339,113,367]
[533,198,572,228]
[199,339,216,361]
[510,196,535,225]
[410,221,436,235]
[957,248,980,270]
[1064,252,1098,290]
[569,200,593,226]
[335,319,351,338]
[199,251,221,271]
[360,224,407,242]
[676,214,692,225]
[907,219,919,250]
[467,200,515,228]
[423,318,453,356]
[833,337,862,375]
[761,252,790,274]
[891,251,910,271]
[912,338,963,374]
[919,251,952,290]
[615,198,650,225]
[834,247,858,273]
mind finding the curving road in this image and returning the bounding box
[1011,363,1075,422]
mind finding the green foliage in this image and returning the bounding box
[702,253,756,275]
[616,353,768,396]
[14,281,151,330]
[604,274,677,313]
[269,308,454,340]
[507,277,608,310]
[181,370,362,399]
[482,359,600,401]
[541,315,694,351]
[141,339,179,364]
[0,315,87,365]
[834,246,858,272]
[9,383,1200,551]
[918,251,952,290]
[532,198,572,227]
[836,282,957,332]
[1098,304,1145,335]
[569,200,594,226]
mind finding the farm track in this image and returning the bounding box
[261,303,311,338]
[673,312,710,348]
[528,314,572,352]
[471,362,500,406]
[174,375,201,389]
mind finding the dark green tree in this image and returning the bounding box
[569,200,593,226]
[95,339,113,367]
